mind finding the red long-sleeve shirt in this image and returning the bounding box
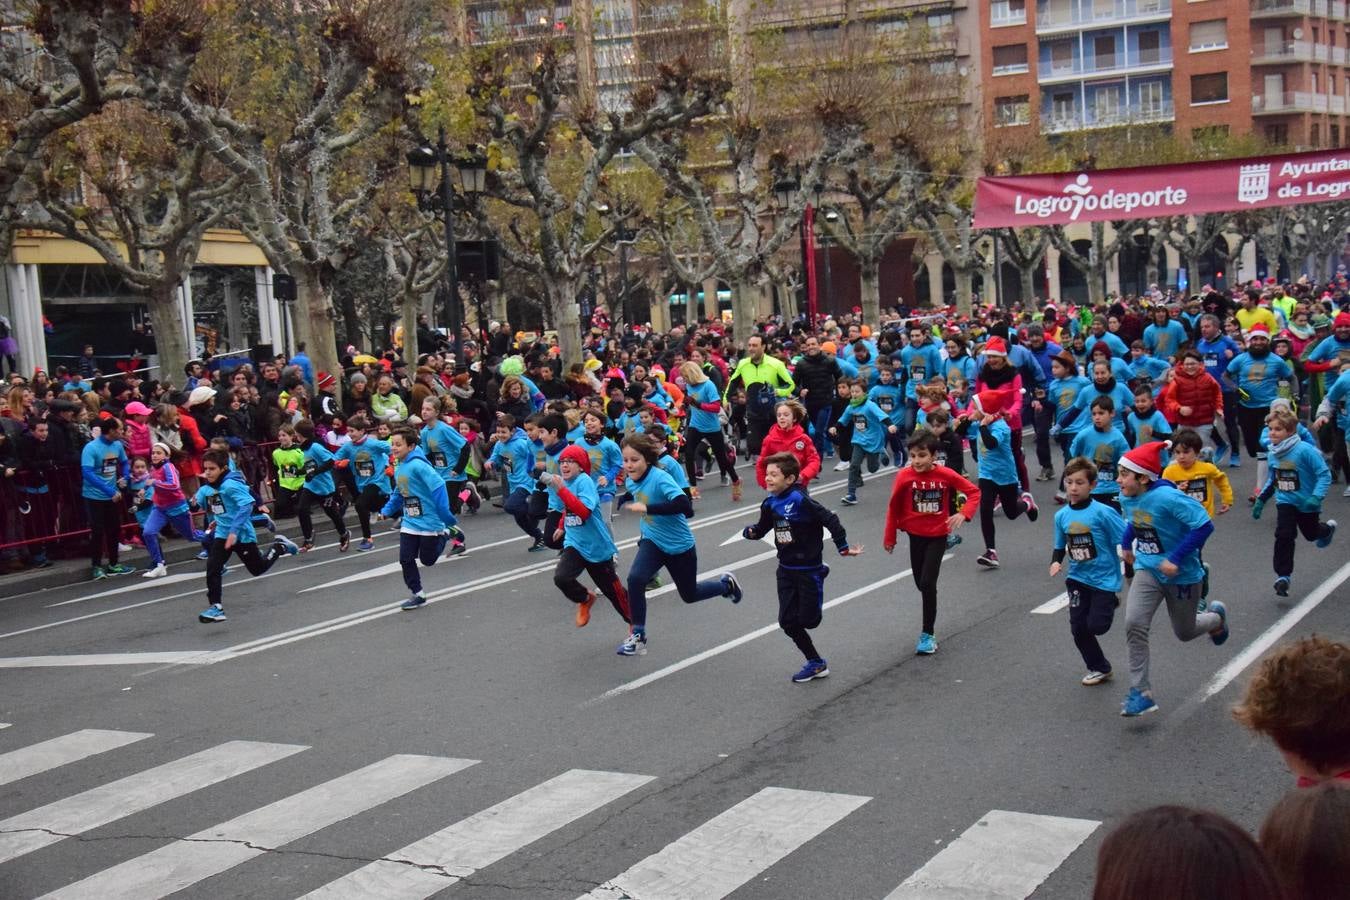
[883,465,980,544]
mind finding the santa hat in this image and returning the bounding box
[560,444,590,474]
[971,389,1008,417]
[317,371,336,391]
[1120,440,1172,479]
[982,336,1008,358]
[1246,323,1271,341]
[1335,312,1350,329]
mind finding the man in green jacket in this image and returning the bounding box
[724,335,795,455]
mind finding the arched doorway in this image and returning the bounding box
[1058,239,1091,304]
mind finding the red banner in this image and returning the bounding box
[974,147,1350,229]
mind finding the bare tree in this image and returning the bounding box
[1048,220,1144,306]
[1286,202,1350,280]
[996,227,1049,305]
[1163,213,1247,292]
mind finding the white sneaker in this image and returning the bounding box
[1081,670,1113,686]
[1342,485,1350,498]
[142,563,168,579]
[117,542,133,553]
[833,461,849,472]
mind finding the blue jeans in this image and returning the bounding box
[626,538,727,630]
[399,531,448,594]
[503,487,542,541]
[143,507,205,566]
[808,405,834,457]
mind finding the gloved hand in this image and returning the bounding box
[1252,498,1265,520]
[742,526,758,541]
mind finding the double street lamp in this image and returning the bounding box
[406,127,488,361]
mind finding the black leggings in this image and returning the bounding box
[86,498,122,567]
[684,427,739,486]
[909,534,947,634]
[777,566,827,661]
[978,478,1027,551]
[298,489,347,542]
[206,538,281,605]
[554,546,631,622]
[353,484,389,540]
[1237,404,1270,460]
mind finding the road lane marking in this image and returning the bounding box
[592,558,951,702]
[297,533,531,593]
[0,729,151,787]
[580,787,868,900]
[0,652,216,668]
[0,740,305,865]
[301,769,653,900]
[38,755,475,900]
[1198,557,1350,703]
[1032,593,1069,615]
[884,809,1099,899]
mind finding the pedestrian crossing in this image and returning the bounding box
[1,725,1102,899]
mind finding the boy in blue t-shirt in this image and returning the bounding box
[1253,407,1337,597]
[334,413,394,551]
[548,444,631,629]
[1070,396,1132,511]
[829,378,897,506]
[485,415,546,549]
[867,365,905,465]
[294,418,352,552]
[1127,385,1173,451]
[960,389,1037,569]
[1051,457,1127,686]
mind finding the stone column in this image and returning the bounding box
[925,255,944,307]
[177,277,196,356]
[703,277,720,322]
[254,266,280,351]
[1044,246,1062,302]
[5,263,48,375]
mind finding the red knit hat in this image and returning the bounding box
[972,389,1008,417]
[1120,440,1172,479]
[317,371,336,391]
[1246,323,1271,341]
[982,336,1008,357]
[1335,312,1350,329]
[560,444,591,474]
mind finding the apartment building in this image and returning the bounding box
[983,0,1350,149]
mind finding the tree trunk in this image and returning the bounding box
[145,283,192,392]
[1087,268,1106,307]
[295,267,341,399]
[953,268,973,315]
[1019,266,1036,306]
[779,280,798,322]
[1186,254,1203,293]
[401,289,420,364]
[730,277,756,348]
[338,292,362,352]
[546,277,583,368]
[859,260,881,330]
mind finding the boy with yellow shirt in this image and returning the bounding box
[1164,428,1233,609]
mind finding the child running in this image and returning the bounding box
[1163,428,1233,607]
[616,433,742,657]
[141,442,206,578]
[485,414,546,551]
[578,409,624,520]
[1050,457,1126,686]
[334,413,393,552]
[743,452,862,682]
[548,444,631,628]
[270,425,305,518]
[960,389,1037,569]
[1069,397,1131,511]
[1253,407,1337,597]
[1118,440,1229,717]
[830,377,897,506]
[883,429,979,654]
[381,425,465,611]
[756,400,821,492]
[196,448,300,623]
[294,418,351,552]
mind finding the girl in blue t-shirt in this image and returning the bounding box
[615,433,742,657]
[548,444,631,630]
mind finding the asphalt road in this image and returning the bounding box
[1,459,1347,900]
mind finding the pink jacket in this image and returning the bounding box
[125,420,152,460]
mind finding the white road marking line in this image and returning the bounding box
[884,809,1099,900]
[580,787,869,900]
[0,722,10,729]
[298,533,530,593]
[719,530,773,547]
[0,740,305,865]
[0,729,152,787]
[0,652,216,668]
[300,769,653,900]
[1198,557,1350,703]
[645,548,780,600]
[37,754,475,900]
[593,558,950,702]
[50,571,204,606]
[1032,593,1068,615]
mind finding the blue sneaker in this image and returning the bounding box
[400,593,427,611]
[840,494,858,506]
[792,658,829,682]
[254,513,277,534]
[617,629,647,656]
[196,550,210,561]
[198,604,227,624]
[357,539,374,552]
[1274,576,1290,598]
[1228,455,1241,469]
[1317,519,1337,549]
[915,632,937,655]
[722,573,743,604]
[1208,600,1229,646]
[274,535,300,556]
[1120,688,1158,717]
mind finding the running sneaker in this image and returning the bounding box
[1054,491,1067,505]
[117,542,133,553]
[792,658,830,682]
[446,528,467,557]
[106,563,136,577]
[527,539,549,552]
[257,513,278,534]
[731,480,743,502]
[1274,576,1290,597]
[915,632,937,655]
[1081,670,1112,686]
[833,461,850,472]
[723,573,743,604]
[576,590,596,627]
[142,563,168,579]
[339,531,352,552]
[880,454,891,467]
[690,486,702,500]
[1020,491,1039,522]
[1120,688,1158,717]
[91,565,107,581]
[976,549,1000,568]
[647,575,662,590]
[1200,447,1215,464]
[945,532,963,549]
[1208,600,1229,646]
[720,473,729,486]
[1036,466,1054,482]
[274,534,300,556]
[841,494,858,506]
[616,629,647,656]
[400,593,427,611]
[357,539,375,552]
[1317,519,1337,549]
[1343,486,1350,498]
[1229,455,1241,469]
[198,604,227,624]
[300,541,314,553]
[196,550,210,561]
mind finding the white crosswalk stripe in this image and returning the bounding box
[37,754,476,900]
[0,729,152,787]
[579,786,870,900]
[301,769,653,900]
[884,809,1100,900]
[0,740,305,865]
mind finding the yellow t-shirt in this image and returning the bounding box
[1163,460,1233,519]
[1235,306,1278,337]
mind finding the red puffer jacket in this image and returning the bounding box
[756,422,821,488]
[1160,369,1223,427]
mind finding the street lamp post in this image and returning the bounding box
[774,166,811,325]
[820,209,837,321]
[596,201,638,334]
[406,128,487,362]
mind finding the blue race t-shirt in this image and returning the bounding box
[625,465,694,553]
[1054,499,1127,592]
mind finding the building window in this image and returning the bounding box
[930,58,957,75]
[1265,123,1289,145]
[1191,72,1228,104]
[994,94,1031,126]
[1189,19,1227,51]
[1311,123,1321,146]
[992,43,1030,74]
[991,0,1027,25]
[1192,125,1230,141]
[1138,80,1164,114]
[926,11,954,30]
[1137,30,1161,64]
[1333,124,1341,145]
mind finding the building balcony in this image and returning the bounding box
[1035,0,1170,35]
[1250,0,1343,17]
[1253,90,1331,112]
[1332,94,1347,112]
[1041,100,1174,132]
[1251,39,1348,62]
[1038,48,1172,82]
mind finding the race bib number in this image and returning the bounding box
[403,496,423,518]
[912,488,943,515]
[207,494,225,516]
[356,460,375,478]
[1098,463,1117,482]
[878,396,893,411]
[565,513,583,527]
[1134,524,1162,556]
[100,458,118,479]
[304,459,317,477]
[1276,468,1300,493]
[935,451,948,467]
[911,364,926,381]
[854,418,867,433]
[774,517,794,544]
[1204,352,1219,368]
[281,464,299,479]
[1183,479,1208,503]
[430,451,448,469]
[1068,531,1097,562]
